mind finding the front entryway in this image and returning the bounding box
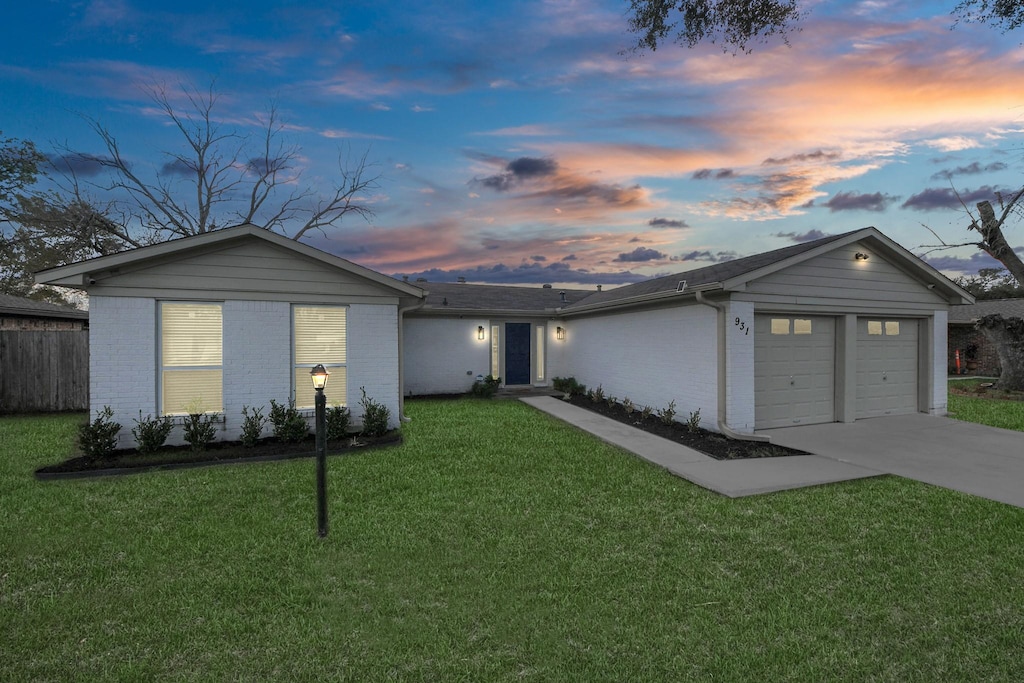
[504,322,531,385]
[754,315,836,429]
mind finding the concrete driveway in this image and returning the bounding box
[760,414,1024,508]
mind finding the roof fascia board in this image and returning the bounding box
[412,307,560,318]
[559,283,723,317]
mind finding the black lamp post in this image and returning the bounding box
[310,363,330,538]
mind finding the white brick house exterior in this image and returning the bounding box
[38,225,972,449]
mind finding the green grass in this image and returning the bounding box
[3,400,1024,681]
[948,378,1024,431]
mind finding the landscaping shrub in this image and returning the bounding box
[240,405,269,447]
[182,412,217,452]
[685,408,702,433]
[359,387,390,437]
[78,406,121,461]
[326,404,351,441]
[589,384,605,403]
[622,397,635,415]
[553,376,587,397]
[640,405,654,420]
[269,399,309,443]
[657,399,677,426]
[470,375,501,399]
[132,412,174,454]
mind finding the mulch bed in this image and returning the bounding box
[35,431,402,480]
[564,394,808,460]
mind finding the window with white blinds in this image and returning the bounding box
[293,306,347,408]
[161,302,223,415]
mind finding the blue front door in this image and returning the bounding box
[504,323,531,385]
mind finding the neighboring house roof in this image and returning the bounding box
[0,293,88,320]
[948,297,1024,324]
[34,223,426,299]
[416,282,594,314]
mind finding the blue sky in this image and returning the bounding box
[3,0,1023,286]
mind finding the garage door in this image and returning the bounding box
[856,318,918,419]
[755,315,835,429]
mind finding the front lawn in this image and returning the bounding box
[949,378,1024,431]
[3,400,1023,681]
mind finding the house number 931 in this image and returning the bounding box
[734,317,749,335]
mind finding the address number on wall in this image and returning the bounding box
[734,317,749,335]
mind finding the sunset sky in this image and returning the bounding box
[3,0,1023,286]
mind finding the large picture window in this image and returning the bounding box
[161,302,223,415]
[294,306,347,408]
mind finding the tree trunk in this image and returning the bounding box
[976,314,1024,391]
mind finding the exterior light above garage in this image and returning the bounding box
[855,252,870,261]
[477,325,486,340]
[556,326,565,341]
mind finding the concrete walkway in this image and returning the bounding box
[521,397,881,498]
[761,414,1024,509]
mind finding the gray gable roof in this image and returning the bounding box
[418,282,594,312]
[0,294,88,320]
[948,298,1024,324]
[565,230,856,309]
[411,227,972,315]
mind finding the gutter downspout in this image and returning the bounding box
[695,291,771,443]
[397,297,427,423]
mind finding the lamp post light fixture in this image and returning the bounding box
[310,363,330,538]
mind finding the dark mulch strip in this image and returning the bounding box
[35,432,402,480]
[563,394,808,460]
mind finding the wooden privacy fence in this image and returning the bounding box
[0,330,89,413]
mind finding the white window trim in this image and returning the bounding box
[158,301,224,416]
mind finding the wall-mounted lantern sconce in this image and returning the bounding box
[855,252,870,261]
[477,325,486,340]
[556,326,565,341]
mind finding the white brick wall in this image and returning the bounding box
[404,317,490,395]
[348,304,401,429]
[89,296,156,449]
[89,296,402,448]
[223,300,291,442]
[564,304,720,430]
[930,310,948,416]
[724,300,756,432]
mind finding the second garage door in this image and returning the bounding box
[755,315,835,429]
[856,318,919,419]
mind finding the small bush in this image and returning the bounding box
[589,384,605,403]
[606,395,617,409]
[359,387,391,437]
[240,405,269,447]
[326,405,351,442]
[657,399,677,426]
[132,411,174,454]
[182,412,217,452]
[78,406,121,461]
[622,397,635,415]
[553,376,588,397]
[685,408,702,433]
[470,375,501,399]
[640,405,654,420]
[269,399,309,443]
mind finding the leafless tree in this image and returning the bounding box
[921,186,1024,390]
[78,83,380,243]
